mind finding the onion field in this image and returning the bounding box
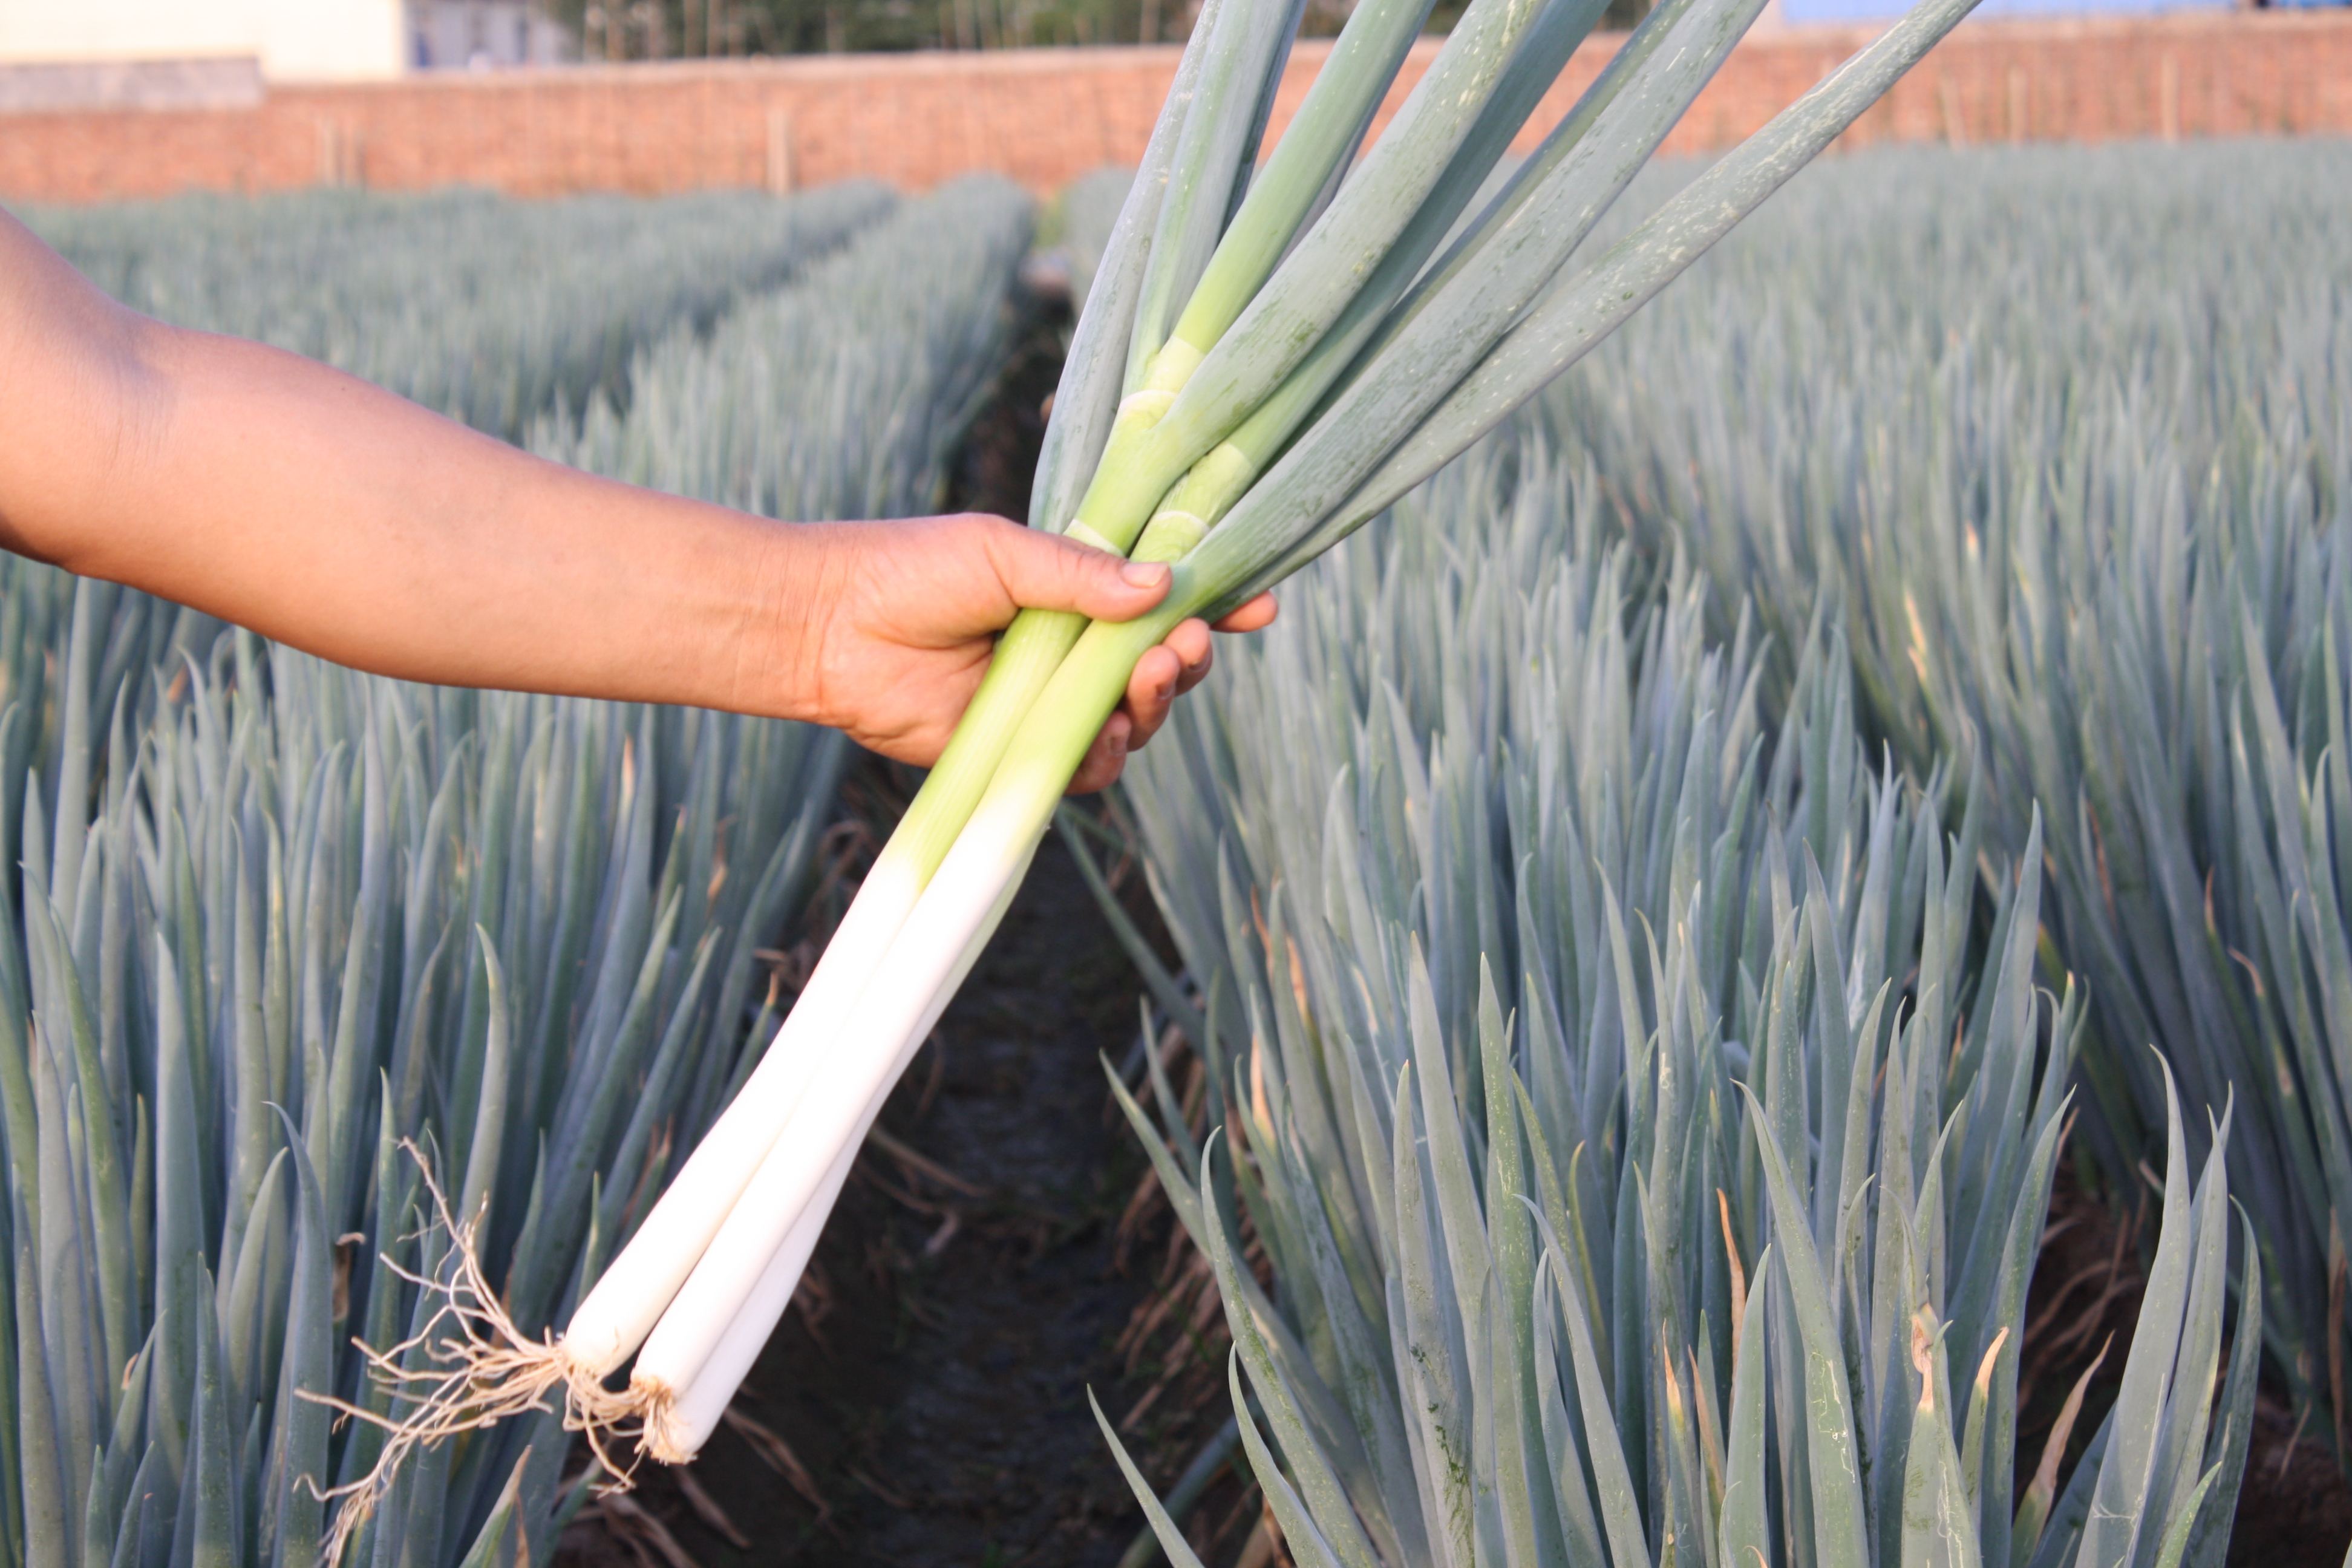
[1110,138,2344,1566]
[0,127,2345,1568]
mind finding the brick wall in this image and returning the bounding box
[4,11,2347,206]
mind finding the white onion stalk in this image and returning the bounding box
[561,0,1293,1373]
[543,0,1268,1382]
[622,622,1161,1462]
[556,850,924,1374]
[563,13,1400,1381]
[318,0,1281,1462]
[566,0,1541,1398]
[622,600,1226,1467]
[639,846,1033,1459]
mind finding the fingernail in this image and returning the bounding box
[1120,561,1171,589]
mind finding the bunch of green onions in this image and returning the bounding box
[377,0,2005,1478]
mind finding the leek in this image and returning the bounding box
[367,0,2013,1488]
[28,183,890,441]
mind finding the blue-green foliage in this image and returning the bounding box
[28,182,892,440]
[1536,139,2352,1462]
[1105,414,2257,1565]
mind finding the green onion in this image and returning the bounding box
[404,0,2026,1480]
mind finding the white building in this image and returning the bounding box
[410,1,572,71]
[0,0,569,90]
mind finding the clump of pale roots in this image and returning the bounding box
[305,1144,672,1566]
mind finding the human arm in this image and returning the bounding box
[0,209,1272,791]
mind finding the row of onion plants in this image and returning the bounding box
[27,181,892,440]
[1531,140,2352,1468]
[1107,419,2257,1567]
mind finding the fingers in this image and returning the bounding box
[1063,603,1263,792]
[952,523,1272,796]
[1067,711,1132,795]
[976,515,1172,622]
[1163,619,1214,696]
[1069,626,1201,792]
[1123,644,1184,753]
[1212,592,1278,634]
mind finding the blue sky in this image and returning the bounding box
[1782,0,2233,22]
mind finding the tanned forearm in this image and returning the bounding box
[0,209,805,719]
[0,209,1274,787]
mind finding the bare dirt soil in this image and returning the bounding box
[2019,1163,2352,1567]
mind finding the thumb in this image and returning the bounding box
[982,520,1171,622]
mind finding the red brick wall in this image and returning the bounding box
[4,11,2348,206]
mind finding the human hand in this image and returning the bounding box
[768,513,1278,792]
